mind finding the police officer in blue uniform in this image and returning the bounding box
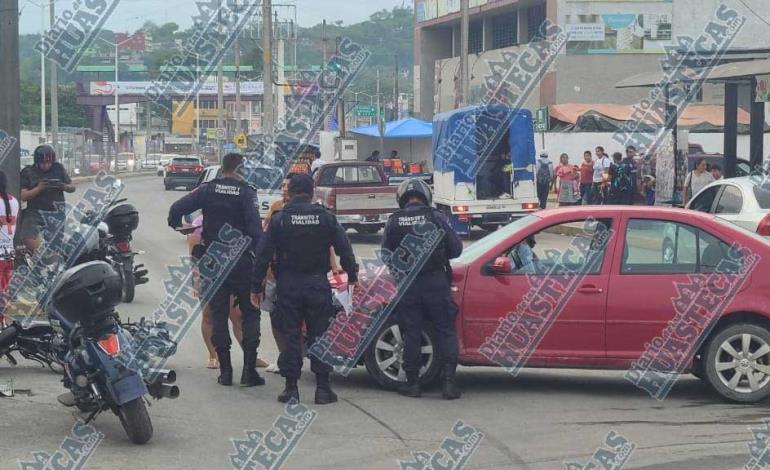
[168,153,265,387]
[252,173,357,405]
[382,178,463,399]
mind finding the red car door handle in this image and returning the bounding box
[577,285,604,294]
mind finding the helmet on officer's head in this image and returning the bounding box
[34,144,56,166]
[397,178,432,208]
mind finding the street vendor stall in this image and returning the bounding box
[350,118,433,182]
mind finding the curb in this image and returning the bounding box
[72,171,157,184]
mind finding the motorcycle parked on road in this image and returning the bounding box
[94,199,149,303]
[0,261,178,444]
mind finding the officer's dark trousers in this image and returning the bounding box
[275,272,333,379]
[396,272,459,375]
[206,255,260,352]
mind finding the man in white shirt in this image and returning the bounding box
[310,150,327,174]
[591,146,611,204]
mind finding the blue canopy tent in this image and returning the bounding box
[433,106,536,184]
[350,117,433,138]
[350,118,434,171]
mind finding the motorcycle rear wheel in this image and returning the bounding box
[117,398,153,444]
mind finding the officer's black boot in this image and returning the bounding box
[240,348,266,387]
[277,377,300,403]
[216,349,233,386]
[314,373,338,405]
[397,370,421,398]
[442,363,461,400]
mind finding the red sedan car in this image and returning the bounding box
[363,206,770,403]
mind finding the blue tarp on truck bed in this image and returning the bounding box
[432,106,536,183]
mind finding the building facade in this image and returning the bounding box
[414,0,770,120]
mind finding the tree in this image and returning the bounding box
[19,81,86,128]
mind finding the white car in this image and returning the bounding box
[195,164,283,218]
[686,176,770,235]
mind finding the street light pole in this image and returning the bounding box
[262,0,273,135]
[36,2,46,140]
[114,41,119,145]
[49,0,58,147]
[195,53,200,152]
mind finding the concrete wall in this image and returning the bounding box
[434,43,542,115]
[676,0,770,51]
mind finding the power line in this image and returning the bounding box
[737,0,770,28]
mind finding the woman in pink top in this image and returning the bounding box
[555,153,580,206]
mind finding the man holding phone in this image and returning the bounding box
[20,145,75,252]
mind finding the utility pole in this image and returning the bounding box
[460,0,469,107]
[393,53,399,120]
[262,0,273,135]
[377,69,383,156]
[49,0,59,147]
[0,0,21,195]
[234,0,241,135]
[216,1,224,162]
[37,2,46,141]
[114,41,120,146]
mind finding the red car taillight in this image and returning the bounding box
[97,334,120,357]
[327,193,336,210]
[194,165,204,173]
[168,165,177,172]
[757,214,770,236]
[116,240,131,252]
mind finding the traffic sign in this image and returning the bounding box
[354,106,377,118]
[534,106,550,133]
[206,128,217,139]
[216,128,226,140]
[234,132,247,149]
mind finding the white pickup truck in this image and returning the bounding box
[195,164,283,218]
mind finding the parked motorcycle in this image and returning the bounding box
[0,261,178,444]
[0,319,65,373]
[96,199,149,303]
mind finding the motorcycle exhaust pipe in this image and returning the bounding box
[147,381,180,400]
[157,383,180,399]
[147,368,176,384]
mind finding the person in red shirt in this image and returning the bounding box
[579,151,594,205]
[0,171,19,327]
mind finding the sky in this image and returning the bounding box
[19,0,409,35]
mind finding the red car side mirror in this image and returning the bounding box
[489,256,512,274]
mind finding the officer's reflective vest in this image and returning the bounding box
[201,178,248,244]
[276,204,333,274]
[387,206,447,275]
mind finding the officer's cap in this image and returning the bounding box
[288,173,314,196]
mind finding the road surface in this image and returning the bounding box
[0,176,766,470]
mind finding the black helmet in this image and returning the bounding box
[33,144,56,165]
[397,178,432,208]
[52,261,123,324]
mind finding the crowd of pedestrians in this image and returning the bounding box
[536,145,657,208]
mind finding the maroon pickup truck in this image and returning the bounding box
[313,161,398,234]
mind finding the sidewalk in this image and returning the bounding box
[71,170,156,184]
